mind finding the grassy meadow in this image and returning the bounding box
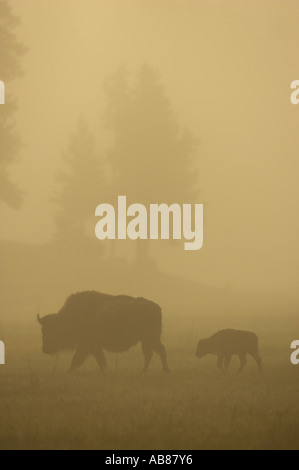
[0,312,298,450]
[0,242,298,449]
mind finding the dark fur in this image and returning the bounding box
[38,291,169,373]
[195,329,262,373]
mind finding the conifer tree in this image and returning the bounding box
[0,0,25,208]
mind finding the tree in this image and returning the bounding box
[103,65,199,263]
[0,0,25,208]
[55,117,107,245]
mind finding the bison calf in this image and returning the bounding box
[37,291,169,374]
[195,329,261,373]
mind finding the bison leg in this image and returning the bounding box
[224,355,232,371]
[237,354,247,374]
[217,355,224,370]
[153,343,170,374]
[141,341,153,373]
[69,347,89,372]
[92,347,106,372]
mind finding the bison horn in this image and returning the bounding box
[37,314,42,324]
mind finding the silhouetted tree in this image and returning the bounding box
[55,117,107,245]
[103,65,198,263]
[0,0,25,208]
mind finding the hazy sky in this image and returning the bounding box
[1,0,299,295]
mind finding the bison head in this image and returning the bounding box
[195,338,209,358]
[37,313,62,354]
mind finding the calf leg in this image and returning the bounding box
[70,347,89,372]
[92,346,107,372]
[217,355,224,371]
[224,355,232,372]
[238,354,247,374]
[251,352,262,372]
[153,342,170,374]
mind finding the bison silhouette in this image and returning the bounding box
[38,291,169,373]
[195,329,262,373]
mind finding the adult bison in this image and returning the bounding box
[195,329,262,373]
[37,291,169,373]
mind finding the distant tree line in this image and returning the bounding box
[55,65,199,262]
